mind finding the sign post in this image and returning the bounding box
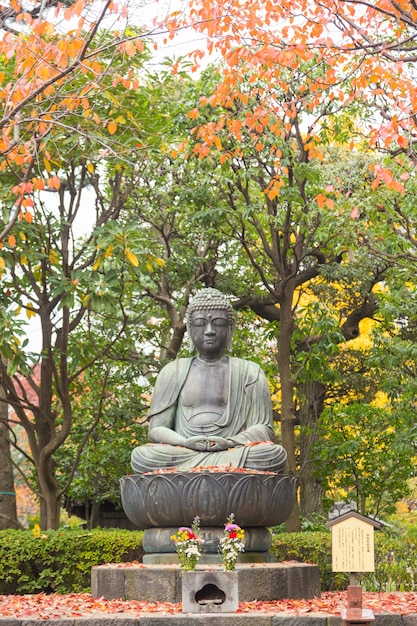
[327,511,382,625]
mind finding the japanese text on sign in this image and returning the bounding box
[331,518,375,572]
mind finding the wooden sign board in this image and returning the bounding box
[327,512,381,573]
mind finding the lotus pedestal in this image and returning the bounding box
[120,471,297,564]
[97,471,322,605]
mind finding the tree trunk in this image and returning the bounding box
[38,454,61,530]
[277,288,301,532]
[0,389,19,529]
[38,476,61,529]
[298,380,326,520]
[89,500,101,529]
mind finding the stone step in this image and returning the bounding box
[0,611,416,625]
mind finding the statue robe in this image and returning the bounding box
[131,357,287,473]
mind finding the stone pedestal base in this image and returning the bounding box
[182,570,238,613]
[143,526,272,554]
[91,562,321,603]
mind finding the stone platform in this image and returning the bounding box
[3,614,417,625]
[91,562,321,603]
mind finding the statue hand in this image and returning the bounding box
[185,436,235,451]
[204,436,234,451]
[185,436,210,451]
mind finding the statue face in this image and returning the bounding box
[189,309,231,360]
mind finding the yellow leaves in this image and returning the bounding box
[32,523,41,538]
[49,249,60,265]
[92,244,113,270]
[124,248,139,267]
[26,303,37,320]
[104,244,113,258]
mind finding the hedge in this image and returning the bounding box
[271,529,417,592]
[0,529,144,594]
[1,528,416,595]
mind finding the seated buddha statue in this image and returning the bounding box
[131,288,287,474]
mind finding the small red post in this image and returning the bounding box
[341,583,375,625]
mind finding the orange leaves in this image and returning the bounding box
[265,176,284,200]
[166,0,417,192]
[227,119,243,142]
[63,0,85,20]
[187,108,200,120]
[315,194,335,210]
[118,39,143,57]
[32,20,55,37]
[370,164,405,193]
[397,135,409,149]
[47,176,61,190]
[12,182,33,195]
[107,121,118,135]
[33,178,46,191]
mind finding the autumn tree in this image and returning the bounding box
[167,0,417,168]
[165,59,399,527]
[0,31,185,528]
[152,0,417,526]
[0,0,170,242]
[0,57,232,528]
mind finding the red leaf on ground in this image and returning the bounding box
[1,591,417,618]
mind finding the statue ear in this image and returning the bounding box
[186,322,196,354]
[226,321,235,352]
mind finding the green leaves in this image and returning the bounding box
[314,403,415,517]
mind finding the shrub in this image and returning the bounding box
[271,529,417,592]
[2,527,416,595]
[0,528,144,594]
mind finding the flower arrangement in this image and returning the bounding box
[170,516,204,571]
[219,513,245,571]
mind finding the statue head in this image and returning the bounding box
[186,288,235,356]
